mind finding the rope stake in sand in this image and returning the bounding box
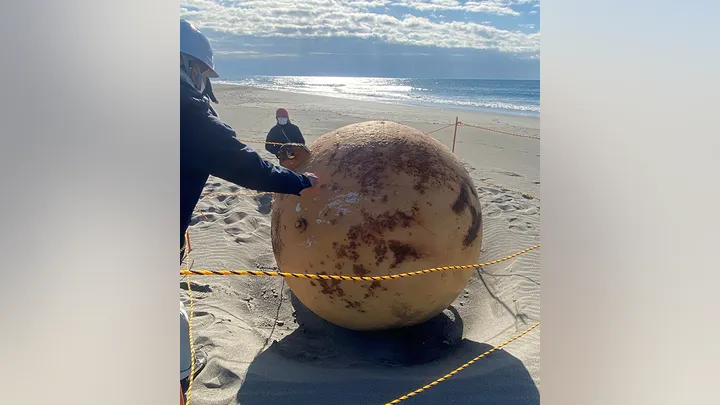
[384,322,540,405]
[179,245,539,279]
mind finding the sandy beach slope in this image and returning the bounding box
[181,83,540,405]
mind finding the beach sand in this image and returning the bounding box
[181,84,540,405]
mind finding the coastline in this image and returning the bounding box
[214,79,541,118]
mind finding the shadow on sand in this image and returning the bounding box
[237,294,538,405]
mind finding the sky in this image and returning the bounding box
[180,0,540,79]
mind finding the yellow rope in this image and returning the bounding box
[458,122,539,140]
[237,122,460,146]
[237,139,285,146]
[179,245,539,279]
[184,231,197,405]
[237,122,536,145]
[200,191,273,199]
[385,322,540,404]
[424,123,456,135]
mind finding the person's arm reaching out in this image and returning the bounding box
[182,115,317,195]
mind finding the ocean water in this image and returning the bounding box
[216,76,540,117]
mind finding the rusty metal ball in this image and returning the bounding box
[271,121,483,331]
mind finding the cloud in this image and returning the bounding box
[180,0,540,54]
[392,0,524,17]
[214,50,299,58]
[347,0,392,8]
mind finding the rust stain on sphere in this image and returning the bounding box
[271,121,483,331]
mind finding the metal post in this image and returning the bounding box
[451,117,459,153]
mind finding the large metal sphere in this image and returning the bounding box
[271,121,482,330]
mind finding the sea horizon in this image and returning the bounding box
[215,75,540,117]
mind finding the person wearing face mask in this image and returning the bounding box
[265,108,306,157]
[179,19,318,399]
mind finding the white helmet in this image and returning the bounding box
[180,19,219,78]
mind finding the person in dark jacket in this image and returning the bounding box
[265,108,305,157]
[179,19,318,393]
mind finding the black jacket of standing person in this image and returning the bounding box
[180,80,313,254]
[265,120,305,156]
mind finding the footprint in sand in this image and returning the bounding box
[203,181,220,190]
[224,195,242,206]
[478,185,503,196]
[215,194,233,203]
[189,212,219,226]
[518,206,540,216]
[188,310,217,329]
[490,195,514,204]
[484,208,503,218]
[255,193,273,215]
[180,281,213,293]
[240,295,255,310]
[461,161,476,174]
[203,205,231,216]
[508,218,534,233]
[222,211,248,225]
[498,203,516,213]
[204,365,241,390]
[496,170,522,178]
[253,252,278,270]
[222,212,262,244]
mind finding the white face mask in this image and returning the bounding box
[277,117,288,125]
[180,54,207,94]
[180,69,206,94]
[196,75,206,94]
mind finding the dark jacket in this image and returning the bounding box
[180,81,311,256]
[265,122,305,156]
